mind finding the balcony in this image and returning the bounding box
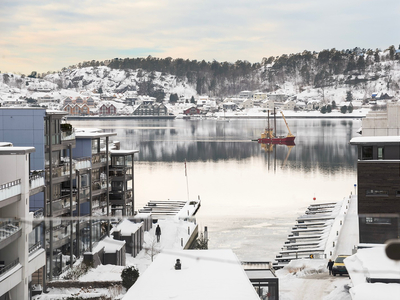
[46,195,77,217]
[61,129,75,142]
[92,153,108,165]
[0,221,21,250]
[29,172,45,196]
[0,179,21,204]
[45,157,92,180]
[0,257,20,277]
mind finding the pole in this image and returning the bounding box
[185,159,189,201]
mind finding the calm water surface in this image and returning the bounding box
[70,118,361,261]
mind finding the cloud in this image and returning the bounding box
[0,0,399,74]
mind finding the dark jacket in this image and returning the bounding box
[327,260,334,270]
[156,225,161,236]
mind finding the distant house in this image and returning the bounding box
[133,102,168,116]
[99,103,117,115]
[63,103,90,115]
[75,96,84,104]
[242,99,254,109]
[252,92,268,102]
[282,99,296,110]
[261,99,275,110]
[222,102,238,111]
[86,97,96,106]
[239,90,253,99]
[63,97,73,105]
[197,96,209,107]
[183,106,201,115]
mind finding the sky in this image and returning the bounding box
[1,0,399,75]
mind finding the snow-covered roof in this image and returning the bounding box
[345,246,400,300]
[122,249,259,300]
[92,236,125,254]
[115,219,142,236]
[350,136,400,144]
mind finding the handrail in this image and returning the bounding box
[0,179,21,201]
[0,258,19,277]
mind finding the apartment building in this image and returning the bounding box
[350,104,400,244]
[0,146,46,300]
[0,108,138,283]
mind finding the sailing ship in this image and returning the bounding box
[256,110,295,145]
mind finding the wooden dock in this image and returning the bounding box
[273,202,340,269]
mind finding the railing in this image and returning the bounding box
[45,157,92,179]
[75,157,91,170]
[29,173,45,190]
[61,130,75,141]
[92,153,107,164]
[29,241,42,254]
[0,221,21,243]
[0,179,21,201]
[33,208,44,220]
[92,180,109,191]
[46,195,76,214]
[80,186,90,199]
[0,258,19,277]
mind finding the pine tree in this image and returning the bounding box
[346,91,353,102]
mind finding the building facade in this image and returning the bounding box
[0,146,46,300]
[350,136,400,244]
[0,108,138,284]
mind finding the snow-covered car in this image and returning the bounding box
[332,255,349,276]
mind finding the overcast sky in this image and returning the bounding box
[1,0,399,75]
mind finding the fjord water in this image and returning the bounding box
[70,118,360,261]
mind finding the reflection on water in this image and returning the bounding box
[70,118,361,261]
[71,118,360,174]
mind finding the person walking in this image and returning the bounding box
[155,224,161,242]
[327,259,334,275]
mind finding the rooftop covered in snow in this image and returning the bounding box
[122,249,259,300]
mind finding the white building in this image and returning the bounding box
[122,249,260,300]
[0,146,46,300]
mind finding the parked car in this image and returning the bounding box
[332,255,349,276]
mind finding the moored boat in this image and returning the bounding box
[256,110,296,145]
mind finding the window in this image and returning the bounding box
[378,147,384,160]
[366,190,388,196]
[362,146,373,160]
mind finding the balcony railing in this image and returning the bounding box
[0,258,19,277]
[0,179,21,202]
[61,129,75,141]
[29,173,45,190]
[45,157,92,179]
[92,153,107,164]
[0,221,21,243]
[33,208,44,220]
[46,195,76,214]
[29,241,42,254]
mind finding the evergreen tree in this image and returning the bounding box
[348,103,353,113]
[169,93,179,104]
[190,96,195,104]
[346,91,353,102]
[331,100,337,109]
[326,104,332,113]
[121,266,139,290]
[341,105,348,114]
[320,106,327,114]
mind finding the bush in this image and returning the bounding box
[121,266,140,290]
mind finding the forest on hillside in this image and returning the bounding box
[60,45,400,98]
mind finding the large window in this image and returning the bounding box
[362,146,373,160]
